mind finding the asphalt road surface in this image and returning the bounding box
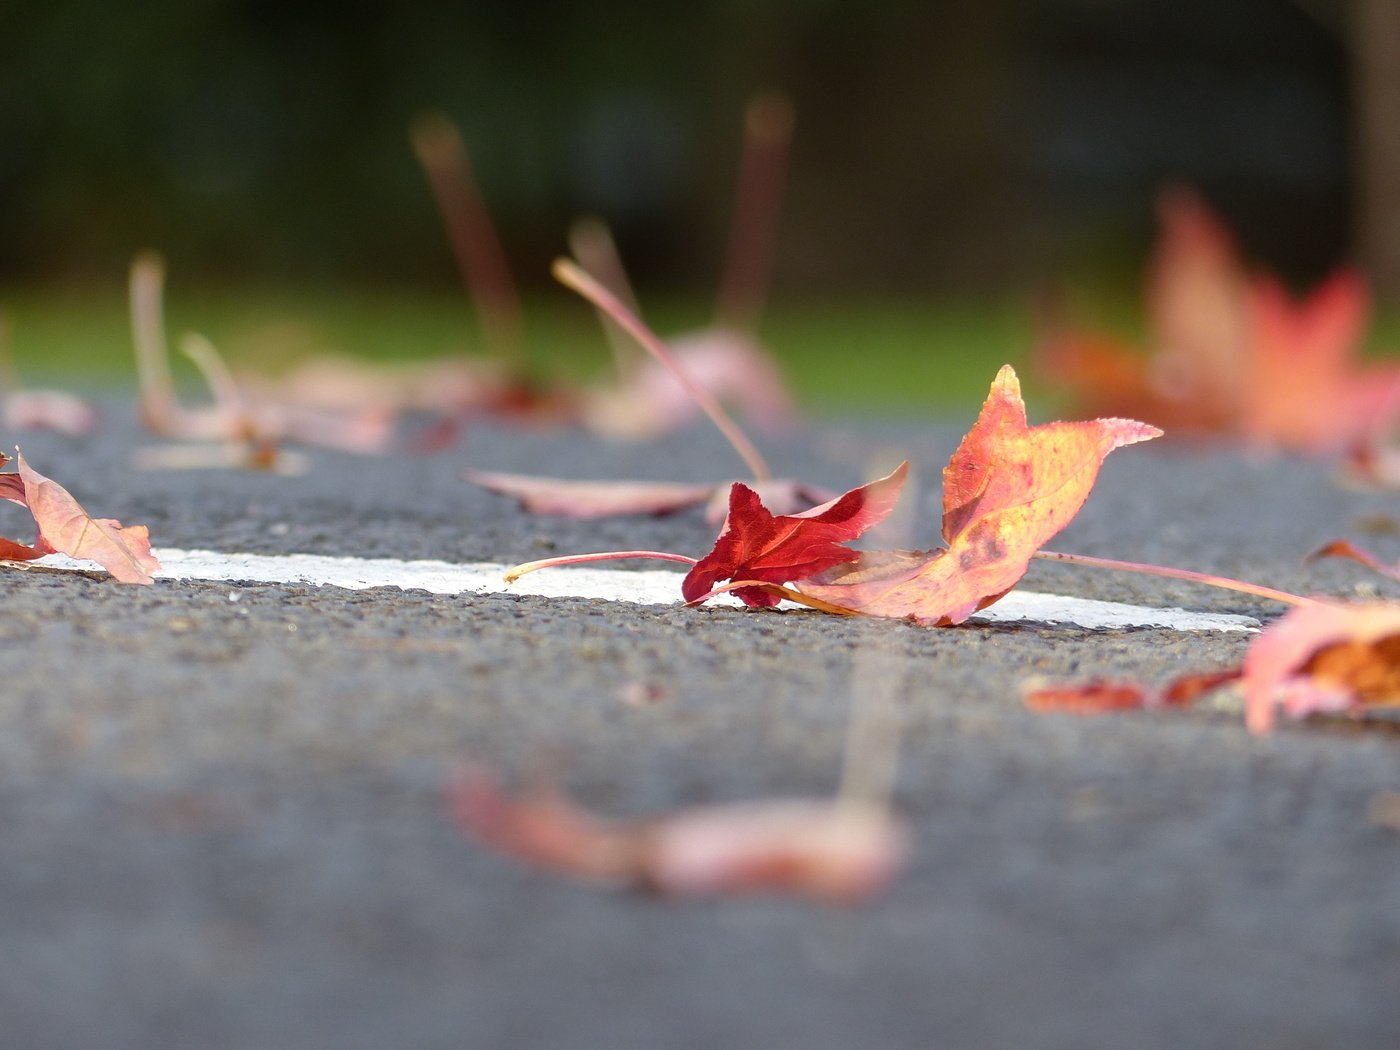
[1,399,1398,1049]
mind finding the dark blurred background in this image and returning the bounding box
[2,0,1389,296]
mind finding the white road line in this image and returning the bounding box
[22,547,1260,633]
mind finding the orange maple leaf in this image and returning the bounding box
[794,365,1160,625]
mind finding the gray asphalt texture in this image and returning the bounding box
[2,399,1399,1050]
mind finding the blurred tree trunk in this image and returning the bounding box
[1354,0,1400,299]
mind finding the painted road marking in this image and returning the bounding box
[20,547,1261,633]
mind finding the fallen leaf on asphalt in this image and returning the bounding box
[581,328,797,441]
[0,450,161,584]
[464,469,717,519]
[448,766,905,903]
[1023,670,1239,715]
[1243,600,1400,733]
[467,467,837,525]
[681,462,907,607]
[617,680,668,707]
[1023,603,1400,737]
[1023,681,1155,714]
[794,365,1160,624]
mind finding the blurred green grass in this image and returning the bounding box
[9,283,1400,418]
[0,284,1035,415]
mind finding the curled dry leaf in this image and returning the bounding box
[448,767,905,904]
[0,451,160,584]
[1243,600,1400,733]
[795,365,1160,625]
[1022,602,1400,737]
[468,255,825,524]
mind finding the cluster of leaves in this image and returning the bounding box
[473,339,1400,900]
[1,94,798,482]
[457,195,1400,899]
[117,97,797,475]
[493,320,1400,738]
[1025,596,1400,734]
[12,156,1400,904]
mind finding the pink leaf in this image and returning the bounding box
[14,452,161,584]
[465,469,716,518]
[1242,600,1400,733]
[448,767,905,903]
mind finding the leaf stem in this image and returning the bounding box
[129,252,178,434]
[1033,549,1316,607]
[567,217,642,381]
[715,91,793,333]
[504,549,697,584]
[552,258,772,482]
[411,114,525,366]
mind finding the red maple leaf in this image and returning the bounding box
[680,462,908,607]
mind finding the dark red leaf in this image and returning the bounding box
[681,462,908,606]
